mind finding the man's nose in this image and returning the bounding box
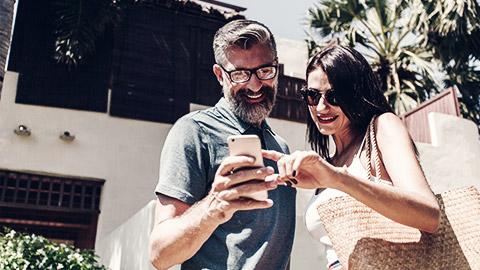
[246,74,262,92]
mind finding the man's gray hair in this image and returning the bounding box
[213,19,277,66]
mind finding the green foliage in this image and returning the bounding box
[306,0,442,114]
[0,228,106,270]
[420,0,480,126]
[423,0,480,63]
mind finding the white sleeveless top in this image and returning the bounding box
[303,136,392,267]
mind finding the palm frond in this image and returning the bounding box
[53,0,125,67]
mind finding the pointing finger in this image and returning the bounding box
[262,150,285,162]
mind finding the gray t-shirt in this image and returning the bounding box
[155,98,296,270]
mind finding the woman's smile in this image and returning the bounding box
[316,114,339,124]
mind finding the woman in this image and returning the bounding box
[263,45,440,269]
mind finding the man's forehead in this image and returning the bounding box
[224,44,275,69]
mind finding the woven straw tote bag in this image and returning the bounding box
[316,116,480,269]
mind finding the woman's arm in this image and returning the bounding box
[263,113,440,233]
[349,112,440,232]
[333,168,440,233]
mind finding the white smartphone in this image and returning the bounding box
[227,134,268,201]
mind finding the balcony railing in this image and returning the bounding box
[0,169,105,213]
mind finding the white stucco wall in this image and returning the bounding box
[99,200,157,270]
[418,112,480,193]
[276,37,309,80]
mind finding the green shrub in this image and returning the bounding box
[0,228,106,270]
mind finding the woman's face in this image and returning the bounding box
[307,67,353,137]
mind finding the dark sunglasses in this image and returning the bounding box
[299,87,339,106]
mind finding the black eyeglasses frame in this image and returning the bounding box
[219,62,279,83]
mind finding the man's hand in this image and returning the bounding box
[205,155,278,224]
[149,155,279,269]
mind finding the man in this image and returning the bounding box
[149,19,296,270]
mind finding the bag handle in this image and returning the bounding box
[365,115,382,181]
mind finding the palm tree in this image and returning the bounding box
[421,0,480,126]
[306,0,442,115]
[0,0,16,94]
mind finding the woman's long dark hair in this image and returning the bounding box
[305,45,394,160]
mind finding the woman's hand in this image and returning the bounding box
[262,150,342,189]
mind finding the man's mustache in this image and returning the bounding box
[238,86,273,96]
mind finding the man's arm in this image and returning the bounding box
[148,194,219,270]
[149,156,278,269]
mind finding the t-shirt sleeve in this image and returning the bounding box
[154,115,209,205]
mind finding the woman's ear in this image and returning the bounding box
[213,64,224,86]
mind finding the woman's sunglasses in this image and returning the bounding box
[299,87,339,106]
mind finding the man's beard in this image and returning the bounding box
[224,82,277,125]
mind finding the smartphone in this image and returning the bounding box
[227,134,268,201]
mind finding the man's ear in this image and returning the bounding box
[213,64,224,86]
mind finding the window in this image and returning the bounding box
[0,170,104,249]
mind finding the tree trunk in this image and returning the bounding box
[0,0,15,96]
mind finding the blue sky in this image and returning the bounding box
[218,0,318,41]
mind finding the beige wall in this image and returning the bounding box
[418,112,480,193]
[276,37,309,79]
[99,200,157,270]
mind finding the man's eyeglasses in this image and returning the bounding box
[220,63,278,83]
[299,87,339,106]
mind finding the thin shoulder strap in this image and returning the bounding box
[356,134,367,158]
[365,115,382,182]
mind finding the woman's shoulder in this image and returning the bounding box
[375,112,407,134]
[375,112,401,125]
[374,112,412,145]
